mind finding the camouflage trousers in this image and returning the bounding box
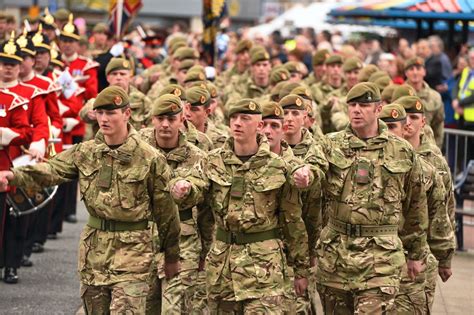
[208,295,285,315]
[317,284,398,315]
[81,281,149,315]
[146,266,202,314]
[395,253,438,315]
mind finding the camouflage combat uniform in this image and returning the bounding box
[140,129,213,315]
[414,82,445,148]
[183,120,214,152]
[395,134,456,314]
[10,127,180,314]
[317,121,428,314]
[205,134,310,314]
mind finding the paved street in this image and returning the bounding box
[1,202,473,314]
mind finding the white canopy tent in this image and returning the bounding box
[248,2,394,39]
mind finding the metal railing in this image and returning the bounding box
[443,128,474,180]
[443,127,474,250]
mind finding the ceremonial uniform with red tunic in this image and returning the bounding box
[2,81,49,160]
[62,53,99,139]
[22,72,63,151]
[0,90,30,253]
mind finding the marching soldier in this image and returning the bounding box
[216,39,252,90]
[0,86,181,313]
[224,47,272,107]
[205,98,310,313]
[316,82,428,313]
[184,85,227,148]
[304,49,329,86]
[310,54,345,134]
[403,57,445,147]
[156,85,214,152]
[397,96,456,313]
[140,94,212,314]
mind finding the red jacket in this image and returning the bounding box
[63,53,99,137]
[0,90,30,170]
[4,81,49,159]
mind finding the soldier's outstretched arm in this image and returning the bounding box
[7,145,81,191]
[149,156,181,267]
[169,158,209,206]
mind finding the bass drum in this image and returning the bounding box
[6,155,58,217]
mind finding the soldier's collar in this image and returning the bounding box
[0,80,19,89]
[94,124,139,159]
[416,133,432,155]
[346,121,389,148]
[223,134,271,167]
[62,52,78,63]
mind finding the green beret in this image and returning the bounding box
[379,103,407,122]
[404,56,425,70]
[168,36,187,49]
[373,76,391,92]
[92,23,109,34]
[105,58,132,75]
[284,61,305,74]
[173,47,199,61]
[368,71,389,83]
[270,81,287,102]
[228,98,262,116]
[206,82,218,98]
[278,82,301,101]
[235,39,252,54]
[250,48,270,65]
[159,84,186,101]
[54,8,70,22]
[169,41,187,56]
[391,84,416,102]
[152,94,183,116]
[186,85,210,106]
[343,57,364,72]
[188,64,205,74]
[178,59,195,71]
[184,70,206,84]
[381,84,397,103]
[312,49,330,66]
[346,82,381,103]
[357,64,379,82]
[291,86,312,101]
[261,101,284,120]
[249,45,265,56]
[270,66,290,86]
[324,54,344,65]
[93,86,129,110]
[279,94,306,110]
[397,96,424,114]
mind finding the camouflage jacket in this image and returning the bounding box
[317,121,428,290]
[326,85,350,133]
[311,82,345,133]
[415,82,445,148]
[11,126,180,286]
[205,119,228,148]
[417,134,456,268]
[139,128,214,268]
[129,85,153,130]
[224,76,269,108]
[183,120,214,152]
[205,135,309,301]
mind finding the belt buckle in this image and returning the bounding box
[347,223,361,237]
[230,232,237,244]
